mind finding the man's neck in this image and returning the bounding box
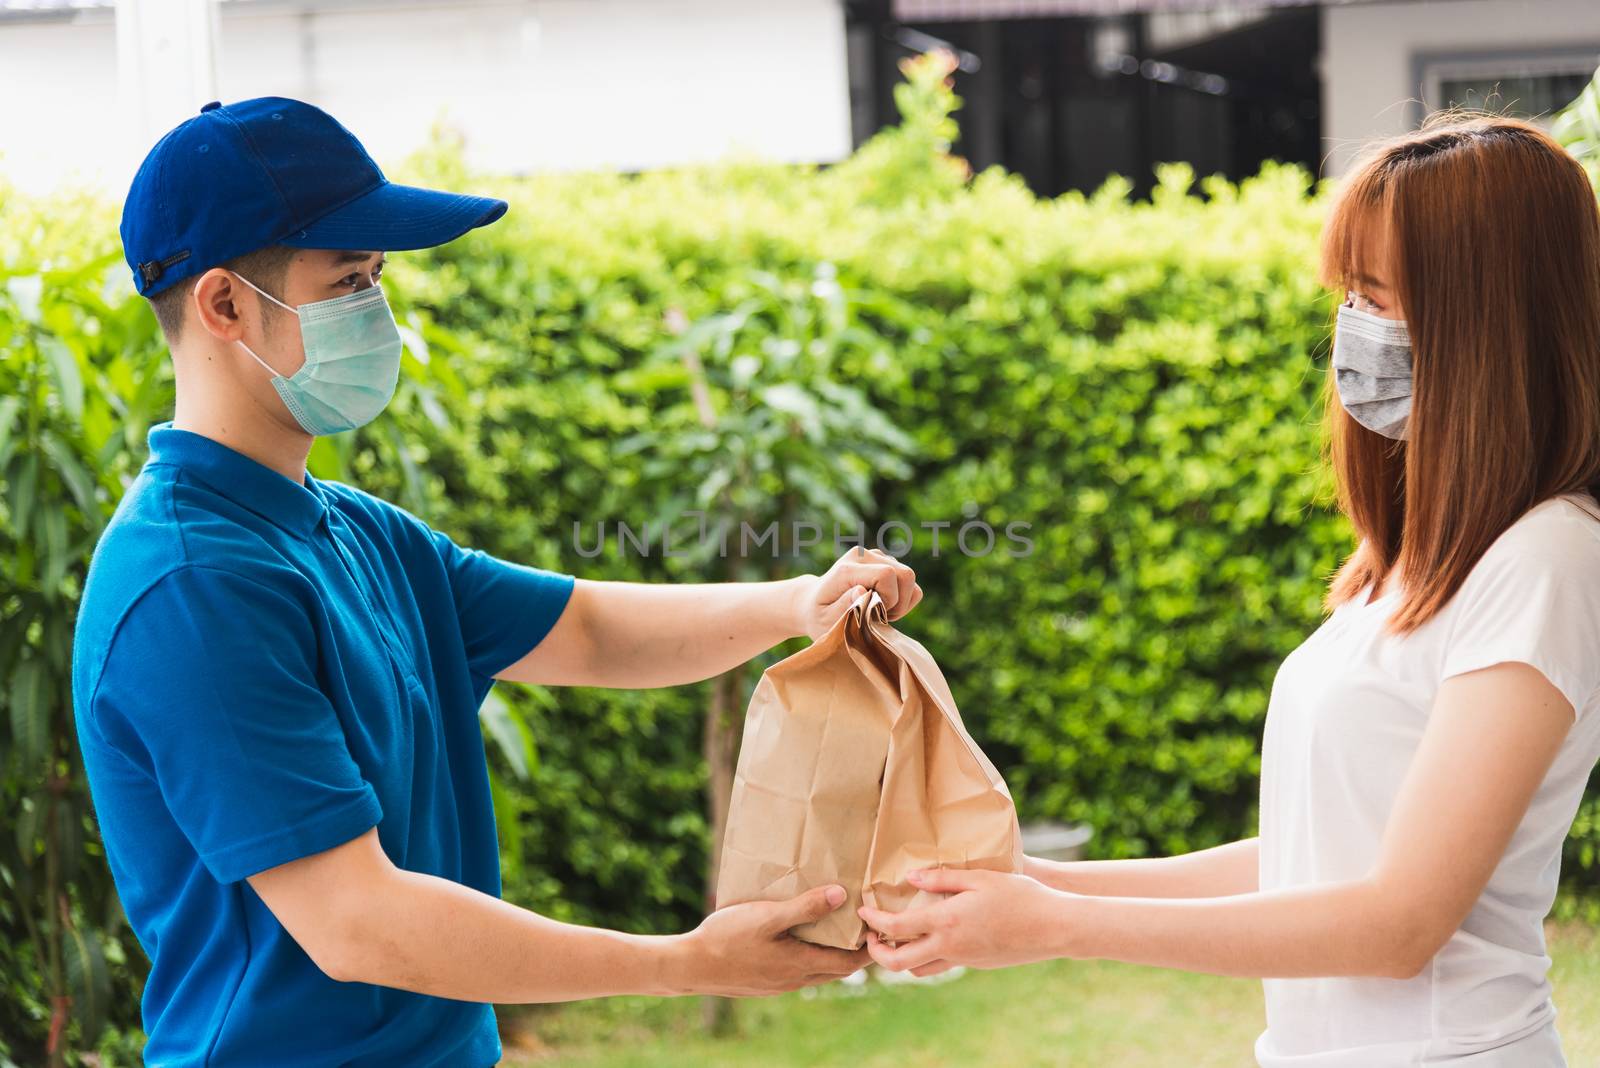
[171,358,315,485]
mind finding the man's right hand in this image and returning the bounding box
[668,885,869,997]
[250,828,866,1003]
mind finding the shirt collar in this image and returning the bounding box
[145,422,330,538]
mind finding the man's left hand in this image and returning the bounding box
[794,547,922,640]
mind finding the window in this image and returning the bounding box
[1416,48,1598,126]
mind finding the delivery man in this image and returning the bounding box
[71,97,921,1066]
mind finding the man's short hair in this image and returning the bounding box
[147,245,298,344]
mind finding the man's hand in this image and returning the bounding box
[794,547,922,640]
[671,885,871,996]
[856,867,1074,978]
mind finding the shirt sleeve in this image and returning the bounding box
[91,566,382,884]
[1439,505,1600,719]
[428,528,575,679]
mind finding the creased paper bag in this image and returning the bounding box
[714,590,1023,949]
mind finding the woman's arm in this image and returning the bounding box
[1025,838,1258,898]
[862,661,1573,979]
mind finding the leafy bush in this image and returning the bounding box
[1,189,167,1065]
[6,51,1600,1064]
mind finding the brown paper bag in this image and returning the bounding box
[714,590,1023,949]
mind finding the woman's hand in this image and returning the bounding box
[856,867,1077,977]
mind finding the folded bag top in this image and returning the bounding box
[715,590,1023,949]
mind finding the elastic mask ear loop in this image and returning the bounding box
[233,271,297,314]
[229,272,298,378]
[236,337,281,378]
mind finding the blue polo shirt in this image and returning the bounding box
[71,424,574,1067]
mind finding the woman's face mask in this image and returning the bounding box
[232,272,404,437]
[1332,297,1412,440]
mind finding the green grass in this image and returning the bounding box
[499,923,1600,1068]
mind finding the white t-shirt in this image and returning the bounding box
[1256,491,1600,1067]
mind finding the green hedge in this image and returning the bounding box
[390,75,1349,901]
[5,54,1599,1065]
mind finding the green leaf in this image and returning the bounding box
[0,395,23,456]
[42,613,71,673]
[1554,67,1600,176]
[488,771,523,860]
[612,363,692,394]
[8,658,49,767]
[39,429,100,522]
[307,433,349,482]
[384,422,427,518]
[759,383,823,433]
[41,335,84,421]
[14,796,40,865]
[9,453,38,538]
[397,322,431,365]
[63,923,111,1046]
[6,274,45,322]
[695,466,733,509]
[57,797,82,886]
[479,689,537,781]
[38,507,69,594]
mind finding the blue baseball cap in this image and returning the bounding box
[121,97,508,296]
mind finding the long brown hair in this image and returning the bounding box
[1320,111,1600,632]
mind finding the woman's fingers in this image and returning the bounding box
[857,903,938,943]
[865,930,945,972]
[906,866,988,894]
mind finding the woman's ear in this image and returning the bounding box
[190,268,249,342]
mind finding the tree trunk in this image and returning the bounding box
[700,665,744,1035]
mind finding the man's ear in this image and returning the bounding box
[191,268,250,342]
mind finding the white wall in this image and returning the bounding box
[0,15,122,195]
[0,0,854,195]
[1321,0,1600,178]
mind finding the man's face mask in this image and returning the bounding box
[232,272,404,437]
[1332,298,1412,440]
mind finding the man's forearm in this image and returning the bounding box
[550,576,811,688]
[496,548,918,688]
[252,827,866,1002]
[1026,838,1259,898]
[329,866,689,1002]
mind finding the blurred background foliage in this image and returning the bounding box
[5,52,1600,1065]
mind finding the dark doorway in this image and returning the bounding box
[845,1,1322,200]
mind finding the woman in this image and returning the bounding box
[860,113,1600,1066]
